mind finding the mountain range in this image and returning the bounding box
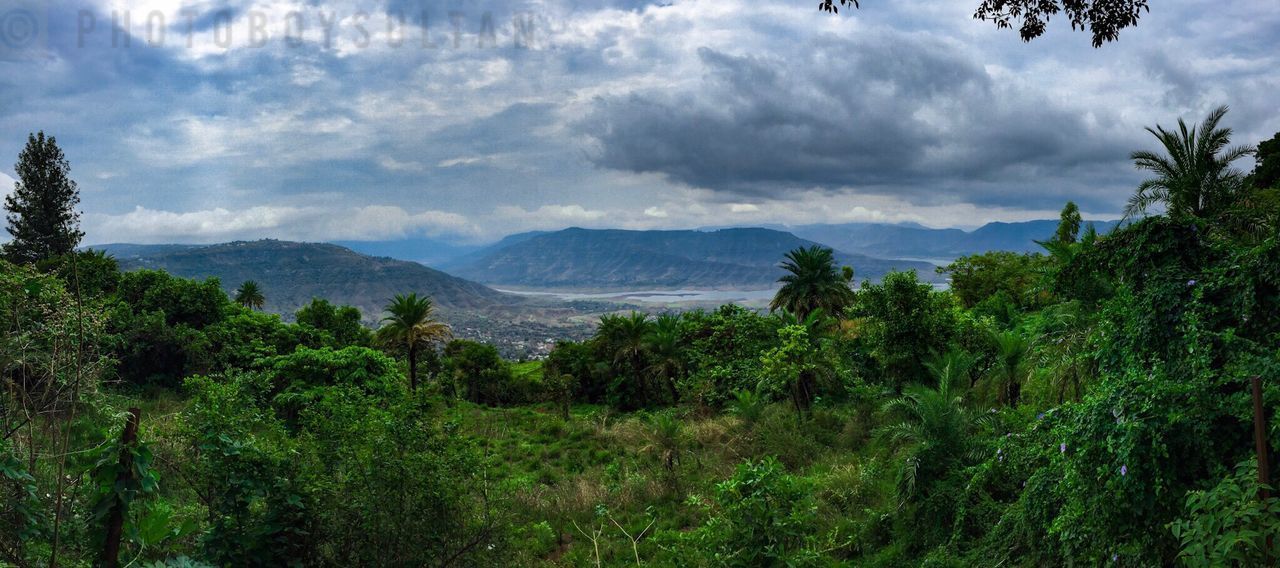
[438,227,941,290]
[786,219,1121,260]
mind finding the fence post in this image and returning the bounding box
[100,407,141,568]
[1251,376,1273,561]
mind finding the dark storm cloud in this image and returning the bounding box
[577,30,1135,207]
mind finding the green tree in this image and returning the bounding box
[4,132,84,264]
[1054,201,1082,244]
[597,312,659,408]
[759,322,833,416]
[879,358,974,504]
[233,280,265,310]
[770,245,854,320]
[295,298,371,347]
[852,271,956,388]
[375,293,451,392]
[700,457,820,567]
[1246,131,1280,189]
[644,313,686,404]
[1125,106,1254,220]
[941,251,1044,310]
[983,329,1030,406]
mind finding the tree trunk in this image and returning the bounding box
[101,408,141,568]
[408,343,418,392]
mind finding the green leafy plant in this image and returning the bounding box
[1169,461,1280,567]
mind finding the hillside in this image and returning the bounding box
[790,219,1122,260]
[93,240,599,357]
[439,227,941,290]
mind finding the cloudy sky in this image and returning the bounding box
[0,0,1277,245]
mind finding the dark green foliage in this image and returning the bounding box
[697,457,820,566]
[941,251,1045,310]
[852,271,958,389]
[295,298,372,347]
[3,132,84,264]
[232,280,265,310]
[1247,131,1280,189]
[1125,105,1254,221]
[1053,201,1082,244]
[445,339,528,405]
[1169,461,1280,566]
[36,250,121,298]
[770,245,855,320]
[680,305,778,408]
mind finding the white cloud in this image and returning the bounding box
[379,157,425,172]
[85,204,480,244]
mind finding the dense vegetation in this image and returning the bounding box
[3,112,1280,566]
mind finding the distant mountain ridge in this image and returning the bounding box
[788,219,1121,260]
[440,227,941,290]
[95,240,514,317]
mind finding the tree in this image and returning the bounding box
[851,271,956,388]
[233,280,265,310]
[770,245,854,320]
[1247,131,1280,190]
[941,251,1044,310]
[819,0,1149,47]
[375,293,451,391]
[1053,201,1082,244]
[983,329,1030,406]
[644,314,685,404]
[879,358,974,504]
[4,132,84,264]
[1125,106,1254,221]
[597,312,657,408]
[295,298,372,347]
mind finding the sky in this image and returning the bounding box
[0,0,1277,245]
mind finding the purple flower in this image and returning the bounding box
[1112,553,1119,562]
[1037,412,1045,421]
[1187,279,1197,287]
[1060,443,1067,453]
[1120,465,1128,476]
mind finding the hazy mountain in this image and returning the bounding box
[331,237,482,268]
[790,219,1122,261]
[92,240,606,358]
[95,240,514,316]
[440,227,941,290]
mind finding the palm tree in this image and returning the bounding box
[984,329,1030,407]
[924,347,975,389]
[644,314,685,404]
[234,280,265,310]
[770,246,855,320]
[879,362,972,503]
[1125,105,1255,220]
[598,312,657,403]
[376,293,452,391]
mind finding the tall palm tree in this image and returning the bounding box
[376,293,452,391]
[644,314,685,404]
[234,280,265,310]
[879,362,973,503]
[1125,105,1255,220]
[770,245,855,320]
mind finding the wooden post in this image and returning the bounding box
[101,408,141,568]
[1251,376,1273,561]
[1253,376,1271,498]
